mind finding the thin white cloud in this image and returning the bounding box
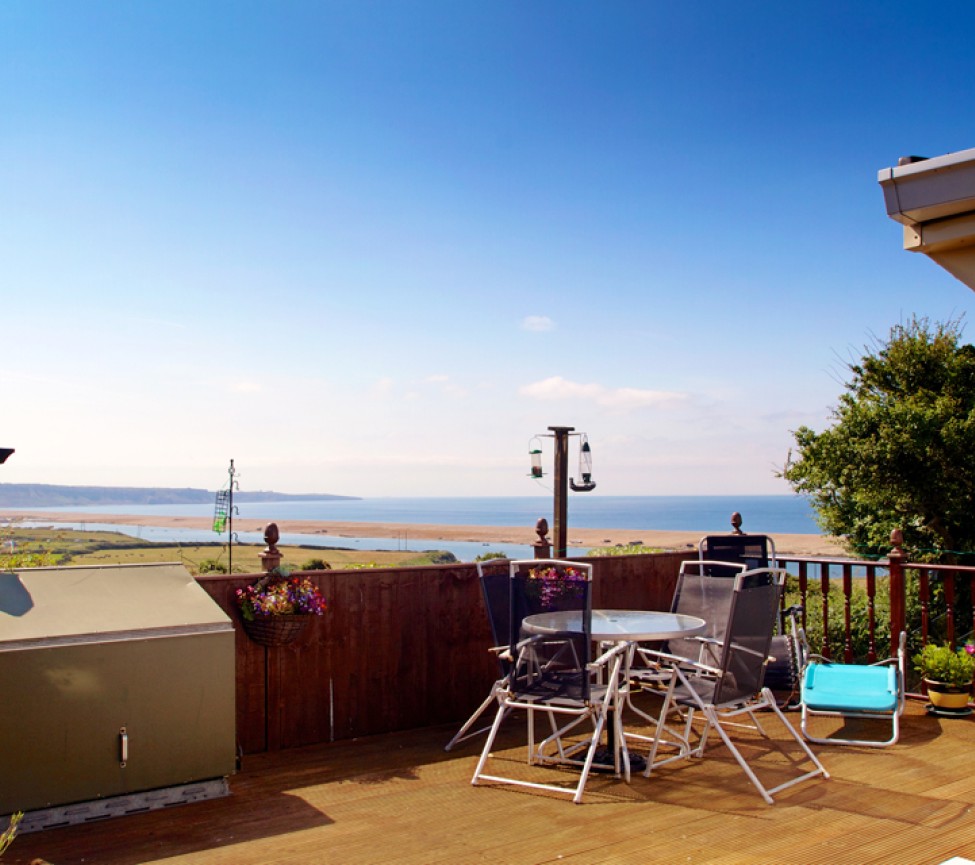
[424,374,467,398]
[371,377,395,396]
[521,315,556,332]
[519,376,688,409]
[231,380,264,394]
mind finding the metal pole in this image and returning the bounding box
[228,459,235,574]
[549,426,573,558]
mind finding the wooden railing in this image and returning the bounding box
[775,547,975,666]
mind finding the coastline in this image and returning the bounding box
[0,510,847,557]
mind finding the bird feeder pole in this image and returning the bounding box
[549,425,573,558]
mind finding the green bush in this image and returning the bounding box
[587,544,662,557]
[300,558,331,571]
[0,551,65,569]
[474,551,508,562]
[197,558,228,574]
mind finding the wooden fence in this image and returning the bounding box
[197,551,691,754]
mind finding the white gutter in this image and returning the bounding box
[878,148,975,291]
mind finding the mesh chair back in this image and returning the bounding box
[668,561,740,662]
[509,559,593,703]
[475,559,514,674]
[699,534,774,577]
[712,569,783,706]
[475,559,512,646]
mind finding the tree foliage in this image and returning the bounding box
[783,317,975,562]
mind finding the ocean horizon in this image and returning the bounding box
[8,495,821,562]
[10,494,818,534]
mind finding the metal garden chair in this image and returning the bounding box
[470,559,630,804]
[700,532,802,706]
[444,558,514,751]
[641,568,829,804]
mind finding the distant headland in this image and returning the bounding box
[0,483,359,507]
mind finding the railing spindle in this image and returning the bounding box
[842,563,854,662]
[866,564,877,662]
[798,561,808,632]
[919,568,930,644]
[820,561,831,659]
[945,571,957,646]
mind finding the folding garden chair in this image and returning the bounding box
[642,568,829,804]
[470,559,630,804]
[699,533,776,575]
[700,532,802,707]
[799,630,907,748]
[628,558,746,687]
[444,559,513,751]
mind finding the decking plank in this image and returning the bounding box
[7,701,975,865]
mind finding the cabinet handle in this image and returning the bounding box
[119,726,128,767]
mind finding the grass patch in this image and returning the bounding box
[0,527,455,574]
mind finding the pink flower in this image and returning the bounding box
[964,643,975,656]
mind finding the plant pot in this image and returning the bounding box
[241,614,311,647]
[924,678,972,711]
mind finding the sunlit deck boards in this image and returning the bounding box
[8,700,975,865]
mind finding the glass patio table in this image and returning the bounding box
[521,609,706,643]
[520,610,707,773]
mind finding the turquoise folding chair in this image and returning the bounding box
[799,631,906,748]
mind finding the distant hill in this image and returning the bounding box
[0,484,359,507]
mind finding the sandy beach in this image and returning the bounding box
[0,510,847,557]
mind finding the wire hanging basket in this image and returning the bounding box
[241,614,311,647]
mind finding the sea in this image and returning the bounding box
[8,495,821,563]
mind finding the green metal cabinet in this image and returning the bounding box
[0,564,236,814]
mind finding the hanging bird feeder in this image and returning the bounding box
[529,437,544,478]
[570,434,596,492]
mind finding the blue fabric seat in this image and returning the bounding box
[799,632,906,748]
[802,663,899,713]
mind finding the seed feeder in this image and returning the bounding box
[570,434,596,492]
[529,437,544,478]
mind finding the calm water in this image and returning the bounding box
[16,494,818,533]
[10,495,820,562]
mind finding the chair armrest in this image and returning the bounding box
[638,646,721,676]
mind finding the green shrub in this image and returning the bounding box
[197,558,228,574]
[587,544,662,557]
[0,551,64,569]
[474,551,508,562]
[300,558,331,571]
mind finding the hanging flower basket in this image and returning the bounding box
[241,614,312,647]
[235,568,327,648]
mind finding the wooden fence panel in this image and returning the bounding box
[198,551,689,753]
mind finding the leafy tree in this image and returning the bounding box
[783,317,975,562]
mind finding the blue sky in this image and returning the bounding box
[2,1,974,498]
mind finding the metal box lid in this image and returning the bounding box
[0,563,233,650]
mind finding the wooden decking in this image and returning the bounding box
[8,698,975,865]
